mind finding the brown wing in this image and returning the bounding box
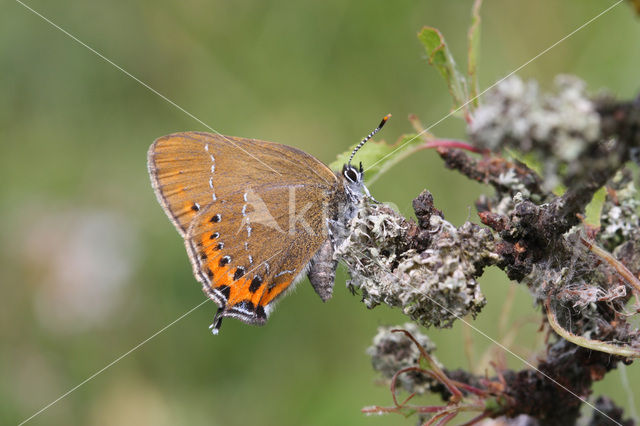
[148,132,338,325]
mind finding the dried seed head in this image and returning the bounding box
[367,323,439,395]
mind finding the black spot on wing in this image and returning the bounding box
[249,276,263,293]
[234,266,246,281]
[217,285,231,299]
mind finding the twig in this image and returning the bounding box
[545,297,640,358]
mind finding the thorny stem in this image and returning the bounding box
[545,297,640,358]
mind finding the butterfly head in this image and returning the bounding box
[341,162,370,201]
[341,114,390,201]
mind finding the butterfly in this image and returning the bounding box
[147,114,389,333]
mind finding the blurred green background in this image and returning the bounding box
[2,1,639,425]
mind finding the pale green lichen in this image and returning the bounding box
[335,200,497,328]
[599,171,640,251]
[469,75,601,191]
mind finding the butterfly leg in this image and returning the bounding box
[209,306,224,335]
[307,238,337,302]
[361,183,380,204]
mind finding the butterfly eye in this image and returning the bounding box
[344,166,360,183]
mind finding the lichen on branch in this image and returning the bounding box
[335,192,497,328]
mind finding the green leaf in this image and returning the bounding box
[484,396,504,414]
[467,0,483,106]
[329,133,424,185]
[417,26,468,109]
[396,406,417,418]
[418,355,432,371]
[584,187,606,227]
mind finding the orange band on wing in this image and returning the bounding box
[259,276,295,307]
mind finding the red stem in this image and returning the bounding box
[416,405,451,414]
[391,329,464,401]
[436,411,459,426]
[449,380,487,396]
[421,139,488,155]
[361,405,398,414]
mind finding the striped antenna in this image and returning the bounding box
[348,114,391,166]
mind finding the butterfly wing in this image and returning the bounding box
[148,132,338,325]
